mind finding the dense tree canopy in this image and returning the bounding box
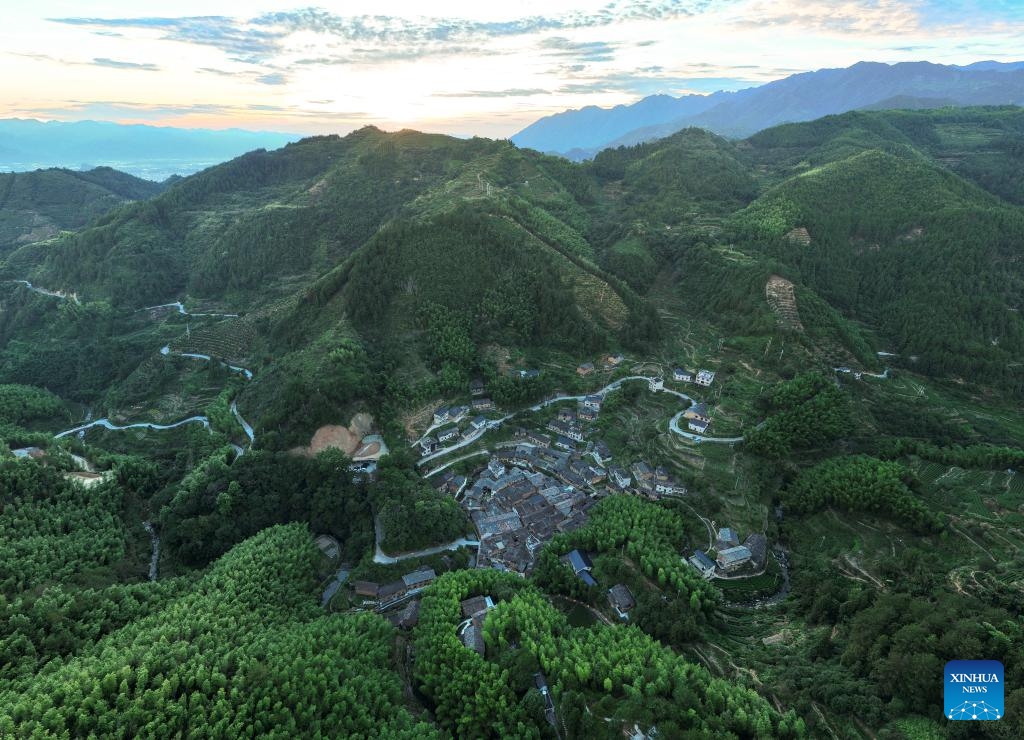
[0,525,437,738]
[785,455,942,532]
[744,371,851,458]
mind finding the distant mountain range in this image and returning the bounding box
[512,60,1024,159]
[0,119,298,181]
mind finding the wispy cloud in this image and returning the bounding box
[23,98,372,122]
[49,3,712,65]
[433,88,551,98]
[11,51,159,72]
[91,57,160,71]
[727,0,1024,36]
[255,72,287,85]
[729,0,921,35]
[540,37,618,63]
[557,72,756,96]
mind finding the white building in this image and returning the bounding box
[695,369,716,387]
[673,368,693,382]
[688,418,709,434]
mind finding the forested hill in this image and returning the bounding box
[0,167,165,257]
[3,109,1023,401]
[4,107,1024,739]
[732,111,1024,389]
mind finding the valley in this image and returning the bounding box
[1,107,1023,739]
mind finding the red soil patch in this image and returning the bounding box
[309,425,360,455]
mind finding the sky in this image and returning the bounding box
[2,1,1022,138]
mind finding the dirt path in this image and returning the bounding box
[841,555,887,590]
[812,703,841,740]
[948,521,998,562]
[705,642,765,686]
[553,595,613,626]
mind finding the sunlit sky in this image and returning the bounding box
[2,1,1022,137]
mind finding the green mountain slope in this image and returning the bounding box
[0,167,163,257]
[9,129,505,306]
[736,148,997,239]
[591,127,758,218]
[734,148,1024,387]
[745,106,1024,203]
[3,107,1024,740]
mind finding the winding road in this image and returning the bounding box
[160,346,253,379]
[416,375,742,464]
[7,279,79,303]
[834,365,892,380]
[669,411,743,444]
[373,516,480,564]
[142,521,160,581]
[141,301,239,318]
[55,415,211,439]
[56,339,256,452]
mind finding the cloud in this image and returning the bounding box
[51,14,282,63]
[539,37,618,63]
[48,3,713,66]
[292,44,490,66]
[728,0,921,35]
[23,98,373,123]
[9,51,160,72]
[433,88,551,98]
[557,68,759,97]
[255,72,287,85]
[91,57,160,71]
[726,0,1024,36]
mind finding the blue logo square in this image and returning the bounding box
[945,660,1004,721]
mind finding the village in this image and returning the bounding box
[342,352,771,629]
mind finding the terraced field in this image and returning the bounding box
[765,275,804,332]
[167,317,257,363]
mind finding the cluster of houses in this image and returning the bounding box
[450,422,688,573]
[461,455,596,573]
[546,402,590,450]
[421,400,494,455]
[688,526,769,578]
[577,353,625,377]
[560,549,636,619]
[619,460,686,498]
[672,367,716,387]
[517,423,685,500]
[351,567,437,609]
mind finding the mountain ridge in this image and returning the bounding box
[513,60,1024,159]
[0,166,166,257]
